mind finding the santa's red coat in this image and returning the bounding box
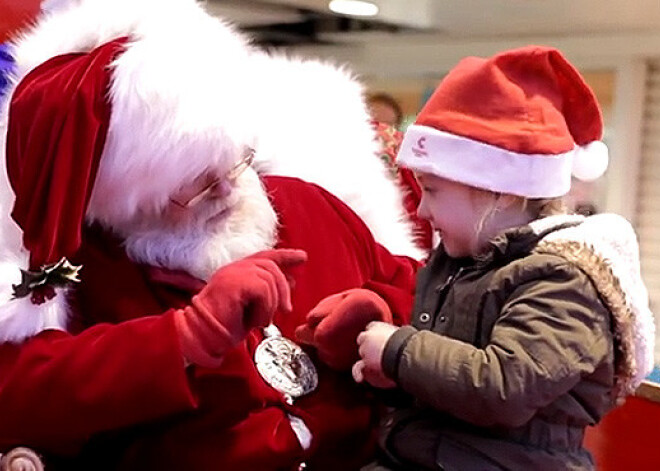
[0,176,418,470]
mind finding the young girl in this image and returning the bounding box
[349,46,655,470]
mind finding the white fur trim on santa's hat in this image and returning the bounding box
[93,2,255,227]
[246,53,424,259]
[0,0,256,340]
[4,0,255,229]
[398,124,609,198]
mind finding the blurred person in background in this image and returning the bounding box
[367,91,432,251]
[367,92,404,130]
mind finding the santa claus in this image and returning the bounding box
[0,0,422,470]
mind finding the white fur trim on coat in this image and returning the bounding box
[246,53,424,259]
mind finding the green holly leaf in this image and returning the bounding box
[11,258,82,300]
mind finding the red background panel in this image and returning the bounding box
[585,395,660,471]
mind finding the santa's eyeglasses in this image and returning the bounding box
[169,147,255,209]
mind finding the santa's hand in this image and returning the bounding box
[353,321,398,388]
[175,249,307,368]
[294,289,392,370]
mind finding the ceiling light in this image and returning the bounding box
[329,0,379,17]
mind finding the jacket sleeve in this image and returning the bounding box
[0,310,197,453]
[382,262,613,428]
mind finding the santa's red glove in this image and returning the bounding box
[175,249,307,368]
[295,288,392,370]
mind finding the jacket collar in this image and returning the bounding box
[475,214,584,268]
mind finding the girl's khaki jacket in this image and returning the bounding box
[380,214,655,471]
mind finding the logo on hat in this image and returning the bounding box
[412,136,428,158]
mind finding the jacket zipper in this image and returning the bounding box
[433,266,467,314]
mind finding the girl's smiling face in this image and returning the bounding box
[415,172,536,258]
[415,172,499,258]
[416,173,478,257]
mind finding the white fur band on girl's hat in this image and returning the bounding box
[397,45,609,198]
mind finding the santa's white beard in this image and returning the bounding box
[116,171,278,281]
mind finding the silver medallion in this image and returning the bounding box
[255,324,318,403]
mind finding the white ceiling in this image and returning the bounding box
[204,1,305,27]
[206,0,660,38]
[204,0,660,77]
[429,0,660,37]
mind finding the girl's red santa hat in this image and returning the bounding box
[397,45,609,197]
[400,46,657,398]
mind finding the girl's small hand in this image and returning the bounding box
[353,321,398,388]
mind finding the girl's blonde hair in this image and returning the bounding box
[523,197,568,218]
[473,191,568,240]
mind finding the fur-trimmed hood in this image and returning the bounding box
[529,213,655,396]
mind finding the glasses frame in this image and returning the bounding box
[169,147,255,209]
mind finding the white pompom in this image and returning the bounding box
[572,140,609,181]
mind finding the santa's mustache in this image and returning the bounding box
[119,172,278,280]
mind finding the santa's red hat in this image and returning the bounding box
[0,0,254,342]
[0,0,424,342]
[7,40,123,275]
[397,46,609,198]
